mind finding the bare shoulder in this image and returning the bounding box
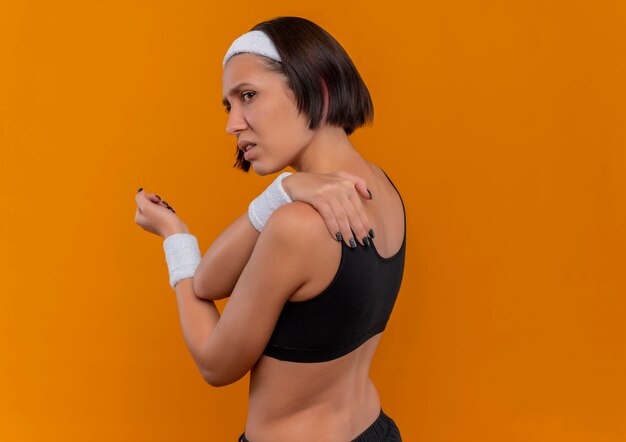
[201,204,334,386]
[261,201,334,277]
[264,202,342,302]
[264,201,330,242]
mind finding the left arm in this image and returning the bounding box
[167,202,318,386]
[171,278,221,380]
[135,187,326,386]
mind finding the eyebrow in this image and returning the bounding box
[222,82,255,107]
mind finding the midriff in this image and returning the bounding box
[244,333,383,442]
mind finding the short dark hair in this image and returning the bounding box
[231,16,374,172]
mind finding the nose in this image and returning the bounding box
[225,105,248,135]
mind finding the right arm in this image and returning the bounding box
[192,171,374,300]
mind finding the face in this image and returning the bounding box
[222,53,315,175]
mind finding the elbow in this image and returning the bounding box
[201,368,239,388]
[202,374,230,388]
[194,279,228,300]
[193,277,207,298]
[193,277,214,300]
[201,362,246,387]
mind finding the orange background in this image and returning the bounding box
[1,1,625,441]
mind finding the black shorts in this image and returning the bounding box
[237,408,402,441]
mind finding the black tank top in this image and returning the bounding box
[262,169,406,363]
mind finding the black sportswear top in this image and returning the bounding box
[262,170,406,363]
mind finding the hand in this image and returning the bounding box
[134,188,190,238]
[281,171,374,247]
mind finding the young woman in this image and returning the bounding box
[135,16,405,441]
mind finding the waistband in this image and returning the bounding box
[351,408,390,442]
[238,407,391,442]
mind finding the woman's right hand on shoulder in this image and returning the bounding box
[281,171,374,247]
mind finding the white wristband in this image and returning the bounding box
[163,233,202,290]
[248,172,294,231]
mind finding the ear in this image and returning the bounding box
[320,77,330,124]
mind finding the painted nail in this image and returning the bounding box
[335,232,343,242]
[362,236,370,247]
[367,189,373,199]
[349,238,357,248]
[137,187,143,193]
[368,229,375,239]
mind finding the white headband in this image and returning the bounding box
[222,30,282,68]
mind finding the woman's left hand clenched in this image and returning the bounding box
[134,188,190,239]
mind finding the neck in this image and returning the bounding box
[289,125,366,174]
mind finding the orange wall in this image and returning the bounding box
[1,1,625,440]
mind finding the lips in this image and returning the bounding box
[238,140,257,152]
[243,144,256,159]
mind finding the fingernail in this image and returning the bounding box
[335,232,343,242]
[368,229,375,238]
[137,187,143,193]
[367,189,373,199]
[155,194,162,200]
[349,238,357,248]
[362,236,370,247]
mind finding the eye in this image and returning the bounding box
[223,91,255,113]
[241,91,256,102]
